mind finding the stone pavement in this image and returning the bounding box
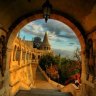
[15,68,72,96]
[15,88,72,96]
[35,67,55,89]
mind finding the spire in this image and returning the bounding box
[40,32,51,50]
[43,32,50,45]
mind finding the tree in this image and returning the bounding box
[58,56,81,85]
[39,54,55,70]
[73,48,81,69]
[39,54,60,81]
[33,37,41,49]
[73,48,81,77]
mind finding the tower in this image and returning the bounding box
[40,32,51,51]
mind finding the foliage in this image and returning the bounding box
[39,54,56,70]
[33,37,42,49]
[73,48,81,74]
[58,57,81,84]
[39,52,81,85]
[73,48,81,67]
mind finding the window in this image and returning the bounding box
[16,47,20,61]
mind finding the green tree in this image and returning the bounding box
[33,37,41,49]
[73,48,81,64]
[58,57,81,84]
[73,48,81,73]
[39,54,55,70]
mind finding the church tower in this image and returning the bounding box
[40,32,51,51]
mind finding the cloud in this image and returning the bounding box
[22,27,32,34]
[21,19,78,42]
[53,48,74,59]
[19,19,80,58]
[69,43,75,45]
[40,19,76,40]
[22,23,45,38]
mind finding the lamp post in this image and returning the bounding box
[42,0,52,23]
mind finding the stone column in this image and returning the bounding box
[81,49,87,82]
[94,79,96,96]
[93,39,96,96]
[81,49,87,96]
[93,39,96,78]
[4,48,12,96]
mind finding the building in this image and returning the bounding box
[8,32,53,95]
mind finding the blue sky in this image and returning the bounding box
[19,19,80,58]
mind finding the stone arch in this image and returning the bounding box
[32,53,36,60]
[6,11,86,87]
[7,12,86,49]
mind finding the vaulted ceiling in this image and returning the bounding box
[0,0,96,34]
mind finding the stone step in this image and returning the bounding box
[15,88,72,96]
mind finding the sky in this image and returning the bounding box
[19,19,81,59]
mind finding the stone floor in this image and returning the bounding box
[35,67,55,89]
[15,68,72,96]
[15,88,72,96]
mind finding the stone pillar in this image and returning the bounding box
[81,49,87,82]
[93,39,96,96]
[81,49,87,96]
[93,39,96,78]
[4,48,12,96]
[94,79,96,96]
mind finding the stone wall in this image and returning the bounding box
[9,37,41,96]
[0,28,9,96]
[81,31,96,96]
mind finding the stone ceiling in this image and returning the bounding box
[0,0,96,34]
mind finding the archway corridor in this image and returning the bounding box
[7,14,85,96]
[0,1,96,95]
[7,17,83,96]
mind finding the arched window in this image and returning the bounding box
[16,47,20,61]
[38,55,40,59]
[44,47,46,50]
[26,52,29,60]
[22,49,25,60]
[29,53,31,60]
[32,54,35,60]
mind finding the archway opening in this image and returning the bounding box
[7,13,86,96]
